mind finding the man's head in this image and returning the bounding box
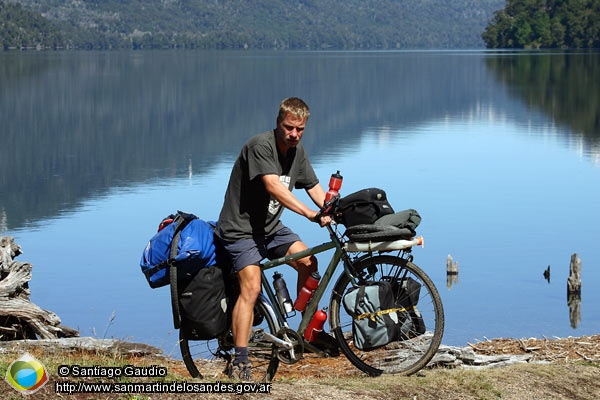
[275,97,310,154]
[277,97,310,122]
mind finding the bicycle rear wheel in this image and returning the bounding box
[329,255,444,376]
[179,297,280,381]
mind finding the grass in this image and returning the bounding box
[1,340,599,400]
[0,344,188,399]
[271,362,600,400]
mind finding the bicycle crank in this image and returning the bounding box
[274,327,304,364]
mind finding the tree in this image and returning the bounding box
[4,0,507,50]
[0,2,65,49]
[482,0,599,48]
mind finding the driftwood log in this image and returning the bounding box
[0,236,78,340]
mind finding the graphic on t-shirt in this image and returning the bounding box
[268,175,291,215]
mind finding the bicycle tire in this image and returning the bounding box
[329,255,444,376]
[179,297,280,381]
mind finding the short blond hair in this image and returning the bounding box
[278,97,310,121]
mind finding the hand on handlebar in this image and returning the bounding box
[313,212,332,227]
[312,195,339,226]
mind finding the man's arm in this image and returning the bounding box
[306,184,332,226]
[262,174,316,220]
[306,183,326,208]
[261,175,325,221]
[262,174,332,226]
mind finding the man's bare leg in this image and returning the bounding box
[285,241,318,294]
[231,264,261,379]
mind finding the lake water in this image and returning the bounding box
[1,50,599,356]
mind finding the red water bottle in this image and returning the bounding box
[324,170,343,203]
[294,271,320,312]
[304,307,328,342]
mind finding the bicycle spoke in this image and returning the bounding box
[330,255,444,376]
[179,299,280,381]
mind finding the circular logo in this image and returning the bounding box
[5,353,49,394]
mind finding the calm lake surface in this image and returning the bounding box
[1,50,599,355]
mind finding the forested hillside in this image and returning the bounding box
[2,0,504,50]
[0,2,65,49]
[482,0,600,48]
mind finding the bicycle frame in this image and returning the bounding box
[258,224,350,338]
[258,222,426,340]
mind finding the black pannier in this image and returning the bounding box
[336,188,395,227]
[388,276,426,340]
[179,263,240,340]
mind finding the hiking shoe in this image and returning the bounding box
[227,361,253,381]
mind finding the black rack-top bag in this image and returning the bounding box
[336,188,395,227]
[336,188,422,242]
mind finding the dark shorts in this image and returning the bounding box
[219,226,301,273]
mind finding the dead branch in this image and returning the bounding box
[0,236,78,340]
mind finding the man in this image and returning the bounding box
[215,97,331,380]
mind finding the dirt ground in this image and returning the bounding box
[3,335,600,400]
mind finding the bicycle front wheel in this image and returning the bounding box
[179,297,280,381]
[329,255,444,376]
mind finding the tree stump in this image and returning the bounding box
[446,254,459,289]
[0,236,78,340]
[567,253,582,294]
[566,253,582,329]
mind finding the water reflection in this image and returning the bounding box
[485,51,600,164]
[3,51,599,235]
[484,52,599,331]
[569,292,582,329]
[1,50,504,231]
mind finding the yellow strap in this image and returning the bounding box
[356,306,415,321]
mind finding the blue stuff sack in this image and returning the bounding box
[140,211,218,288]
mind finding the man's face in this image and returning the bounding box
[275,113,306,153]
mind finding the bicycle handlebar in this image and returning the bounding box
[313,195,340,223]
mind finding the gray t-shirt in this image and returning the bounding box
[216,130,319,241]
